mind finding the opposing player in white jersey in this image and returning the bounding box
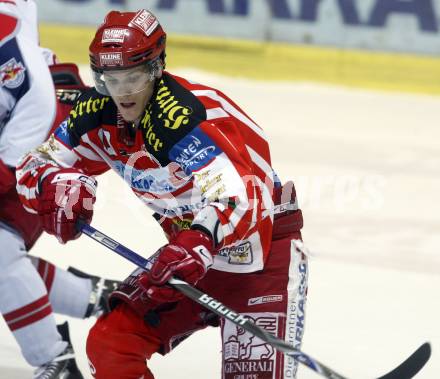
[17,9,308,379]
[0,1,120,378]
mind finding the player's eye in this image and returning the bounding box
[127,75,140,84]
[106,78,118,85]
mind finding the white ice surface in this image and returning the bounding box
[0,69,438,378]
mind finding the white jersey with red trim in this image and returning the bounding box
[0,0,56,167]
[17,72,280,273]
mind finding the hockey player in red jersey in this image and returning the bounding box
[1,1,120,378]
[16,9,308,379]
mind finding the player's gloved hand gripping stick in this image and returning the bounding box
[77,220,431,379]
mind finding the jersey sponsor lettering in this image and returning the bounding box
[67,96,109,129]
[69,96,109,118]
[219,241,253,265]
[156,80,193,130]
[112,160,176,193]
[54,119,72,147]
[138,75,206,163]
[140,109,164,152]
[162,200,207,217]
[169,127,221,175]
[284,259,307,378]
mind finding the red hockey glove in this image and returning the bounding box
[0,159,15,195]
[139,230,214,303]
[37,169,97,244]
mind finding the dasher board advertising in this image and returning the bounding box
[38,0,440,55]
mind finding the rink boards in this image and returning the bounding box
[39,23,440,96]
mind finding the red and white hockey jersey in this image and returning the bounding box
[17,72,281,273]
[0,0,56,248]
[0,0,56,167]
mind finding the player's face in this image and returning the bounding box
[103,66,155,122]
[111,84,155,122]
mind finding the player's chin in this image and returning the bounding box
[117,102,143,122]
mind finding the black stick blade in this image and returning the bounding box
[376,343,431,379]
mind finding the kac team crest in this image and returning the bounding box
[0,58,26,89]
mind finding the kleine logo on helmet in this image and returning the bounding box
[129,9,159,36]
[99,52,123,66]
[102,28,127,44]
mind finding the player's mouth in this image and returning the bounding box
[120,102,136,109]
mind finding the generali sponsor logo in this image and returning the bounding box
[223,314,277,379]
[130,10,159,36]
[102,28,127,43]
[99,52,123,66]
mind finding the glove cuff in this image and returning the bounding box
[45,170,96,191]
[173,229,215,269]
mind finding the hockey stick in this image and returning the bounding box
[78,221,431,379]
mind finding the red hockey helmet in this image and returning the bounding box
[89,9,166,96]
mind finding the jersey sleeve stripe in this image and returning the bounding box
[16,183,37,200]
[206,107,229,120]
[255,176,275,219]
[246,145,273,181]
[23,204,37,214]
[74,143,102,161]
[191,89,267,141]
[81,134,112,165]
[48,141,80,167]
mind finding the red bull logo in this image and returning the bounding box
[0,58,25,89]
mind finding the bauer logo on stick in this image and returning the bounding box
[199,294,248,326]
